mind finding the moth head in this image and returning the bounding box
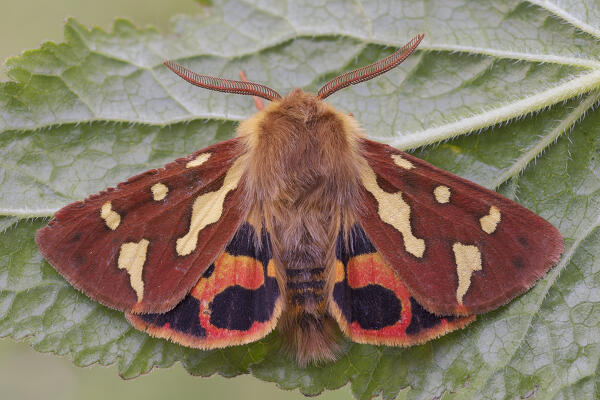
[163,34,424,104]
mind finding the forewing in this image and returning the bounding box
[36,138,249,314]
[357,139,563,315]
[127,222,282,348]
[331,224,474,345]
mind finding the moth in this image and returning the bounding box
[36,34,564,366]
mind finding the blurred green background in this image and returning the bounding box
[0,1,350,399]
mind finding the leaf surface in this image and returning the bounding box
[1,1,599,398]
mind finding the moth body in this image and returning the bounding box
[238,89,366,363]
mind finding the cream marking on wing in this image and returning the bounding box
[186,152,211,168]
[118,239,149,302]
[391,154,415,170]
[480,206,501,234]
[151,183,169,201]
[176,157,245,256]
[434,185,451,204]
[360,165,425,258]
[452,243,482,305]
[100,201,121,230]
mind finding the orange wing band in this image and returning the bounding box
[127,222,282,349]
[331,224,474,346]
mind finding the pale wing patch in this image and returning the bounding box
[118,239,149,302]
[360,165,425,258]
[176,157,245,256]
[434,185,451,204]
[151,183,169,201]
[391,154,415,170]
[480,206,501,234]
[186,152,211,168]
[100,201,121,230]
[452,243,482,305]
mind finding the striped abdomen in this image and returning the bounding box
[285,266,326,310]
[238,89,366,365]
[276,238,341,366]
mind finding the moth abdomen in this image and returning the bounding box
[286,279,326,291]
[285,267,327,306]
[279,296,342,366]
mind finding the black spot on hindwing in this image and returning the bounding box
[405,297,455,335]
[210,284,277,331]
[209,222,279,331]
[335,223,377,265]
[333,223,456,334]
[351,285,401,329]
[225,222,272,267]
[333,221,475,344]
[139,296,206,337]
[135,221,279,339]
[333,223,401,330]
[333,281,402,330]
[202,263,215,278]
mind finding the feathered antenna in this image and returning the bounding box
[317,34,425,99]
[164,60,282,101]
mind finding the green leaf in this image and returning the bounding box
[1,1,599,399]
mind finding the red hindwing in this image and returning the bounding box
[357,138,563,316]
[332,224,474,345]
[127,222,282,348]
[36,138,248,314]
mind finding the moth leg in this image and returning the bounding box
[239,71,265,111]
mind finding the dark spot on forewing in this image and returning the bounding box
[376,174,397,193]
[512,257,525,269]
[518,237,529,248]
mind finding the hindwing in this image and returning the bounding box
[331,224,474,345]
[127,222,282,348]
[36,138,249,314]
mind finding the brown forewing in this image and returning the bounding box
[357,139,563,316]
[36,138,248,314]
